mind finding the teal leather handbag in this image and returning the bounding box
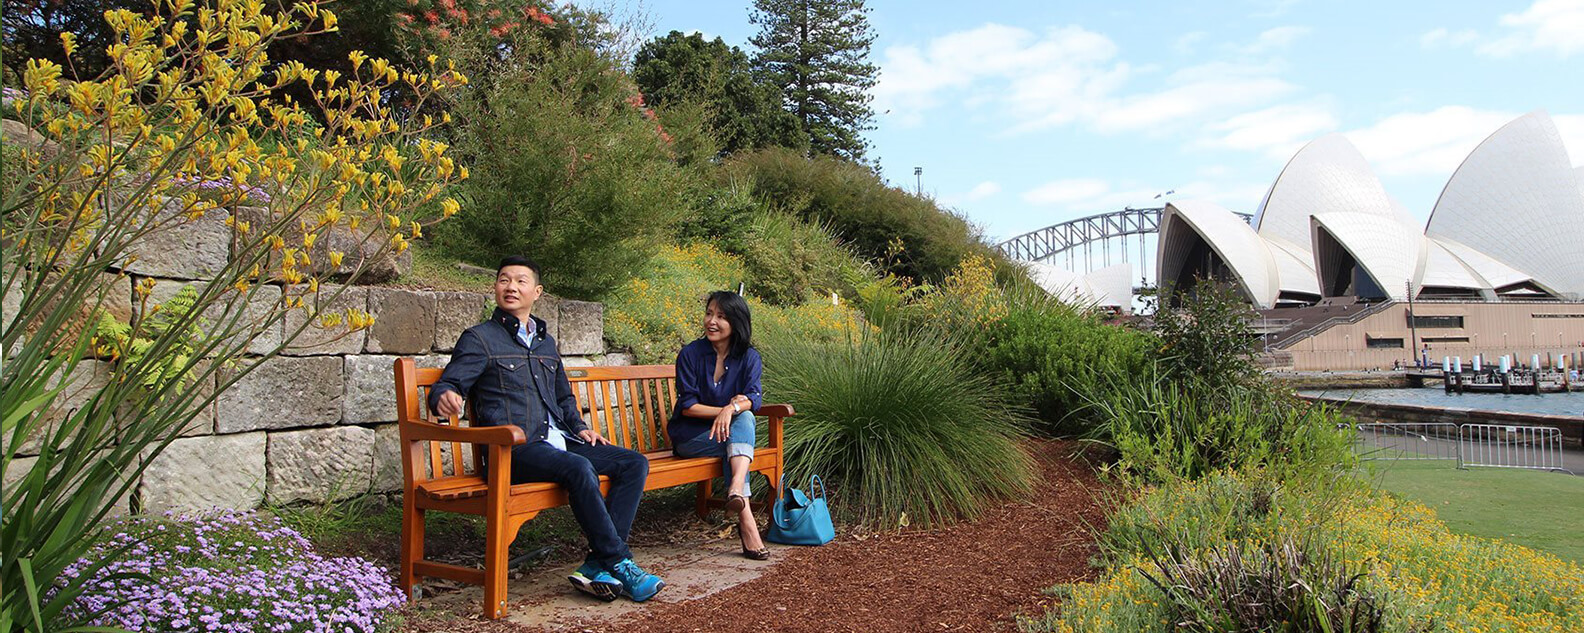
[766,475,835,546]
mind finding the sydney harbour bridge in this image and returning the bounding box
[994,206,1252,289]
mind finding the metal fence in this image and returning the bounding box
[1356,422,1461,462]
[1354,423,1572,473]
[1459,424,1570,472]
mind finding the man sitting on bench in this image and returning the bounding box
[428,256,666,602]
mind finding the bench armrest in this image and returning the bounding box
[403,417,527,446]
[758,404,796,418]
[759,403,794,450]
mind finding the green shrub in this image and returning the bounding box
[1026,471,1584,633]
[604,243,858,364]
[1155,278,1260,390]
[734,211,868,306]
[984,303,1156,433]
[1089,376,1357,484]
[723,147,999,283]
[760,329,1034,528]
[440,40,693,300]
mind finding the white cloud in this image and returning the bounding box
[1241,26,1310,54]
[873,24,1122,128]
[1419,27,1478,49]
[1023,178,1112,206]
[1345,107,1516,176]
[942,181,1003,206]
[1197,102,1339,157]
[876,23,1299,135]
[1477,0,1584,58]
[1084,62,1297,134]
[1174,31,1207,55]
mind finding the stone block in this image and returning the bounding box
[596,352,636,367]
[282,285,367,355]
[17,360,114,456]
[370,423,402,493]
[115,361,216,438]
[557,299,603,355]
[433,291,492,352]
[233,206,411,284]
[5,452,133,515]
[6,272,132,358]
[139,432,267,512]
[216,355,343,433]
[366,288,436,354]
[533,294,560,342]
[343,354,448,425]
[124,202,230,280]
[266,425,375,505]
[137,279,283,356]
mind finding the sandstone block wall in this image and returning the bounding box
[9,276,616,514]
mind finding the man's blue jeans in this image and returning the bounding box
[509,440,648,567]
[672,411,756,493]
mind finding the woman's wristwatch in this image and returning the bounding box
[731,402,741,413]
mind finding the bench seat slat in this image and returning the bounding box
[415,448,782,502]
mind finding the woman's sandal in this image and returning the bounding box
[725,492,749,513]
[741,545,771,561]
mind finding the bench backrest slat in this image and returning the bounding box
[397,360,679,485]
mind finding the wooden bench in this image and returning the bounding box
[392,357,793,619]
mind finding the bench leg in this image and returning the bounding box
[483,512,512,619]
[695,479,713,520]
[762,468,780,514]
[401,501,424,602]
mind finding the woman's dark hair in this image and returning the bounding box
[706,290,752,358]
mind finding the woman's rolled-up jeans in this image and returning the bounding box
[672,410,756,494]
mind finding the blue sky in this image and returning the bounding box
[637,0,1584,248]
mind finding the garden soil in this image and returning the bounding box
[404,439,1111,632]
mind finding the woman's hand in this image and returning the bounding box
[730,394,751,410]
[709,407,735,442]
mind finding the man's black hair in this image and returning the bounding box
[706,290,753,358]
[496,256,542,284]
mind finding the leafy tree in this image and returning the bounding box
[633,31,803,156]
[749,0,878,161]
[1,0,146,81]
[439,39,692,300]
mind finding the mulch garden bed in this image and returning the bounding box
[405,439,1112,632]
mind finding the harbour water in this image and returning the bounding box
[1298,388,1584,419]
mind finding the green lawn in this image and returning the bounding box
[1370,460,1584,564]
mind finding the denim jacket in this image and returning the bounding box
[428,307,589,442]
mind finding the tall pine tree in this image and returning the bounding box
[750,0,878,162]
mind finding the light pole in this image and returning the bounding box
[1405,279,1421,369]
[913,166,922,195]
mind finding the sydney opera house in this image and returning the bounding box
[1155,110,1584,371]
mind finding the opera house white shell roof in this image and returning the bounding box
[1156,110,1584,308]
[1025,261,1134,313]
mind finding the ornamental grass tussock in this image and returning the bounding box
[58,510,402,633]
[1025,471,1584,633]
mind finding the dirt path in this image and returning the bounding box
[406,439,1110,632]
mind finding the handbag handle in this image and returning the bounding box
[809,474,826,500]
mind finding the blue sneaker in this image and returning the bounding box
[607,558,665,602]
[568,561,621,602]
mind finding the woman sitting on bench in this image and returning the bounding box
[668,290,771,560]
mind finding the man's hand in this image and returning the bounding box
[578,429,606,446]
[436,390,465,418]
